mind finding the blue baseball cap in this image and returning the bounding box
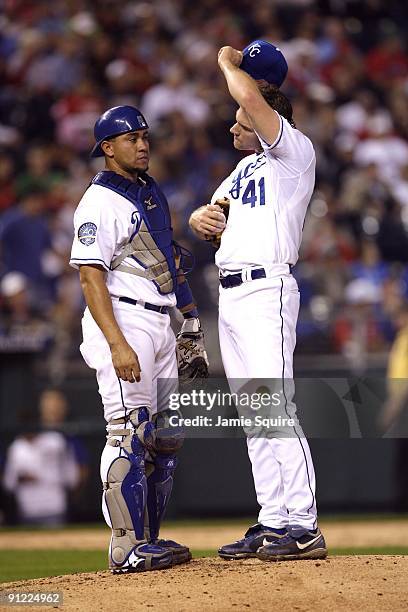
[241,40,288,87]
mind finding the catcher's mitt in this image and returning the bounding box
[207,197,230,249]
[176,318,209,385]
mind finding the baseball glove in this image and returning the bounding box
[176,318,209,385]
[206,197,230,249]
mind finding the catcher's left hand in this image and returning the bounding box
[176,318,209,384]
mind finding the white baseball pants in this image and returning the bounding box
[79,301,178,423]
[219,272,317,530]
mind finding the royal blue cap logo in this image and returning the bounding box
[248,43,262,58]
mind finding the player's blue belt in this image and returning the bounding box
[219,265,293,289]
[118,296,169,314]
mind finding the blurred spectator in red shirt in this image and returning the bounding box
[365,34,408,88]
[0,153,16,211]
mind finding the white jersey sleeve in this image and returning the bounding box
[70,185,120,271]
[255,113,315,176]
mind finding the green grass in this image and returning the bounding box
[1,548,408,584]
[0,550,106,583]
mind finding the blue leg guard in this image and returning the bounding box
[143,409,184,540]
[146,453,178,541]
[120,432,146,541]
[145,452,191,565]
[103,407,173,572]
[142,410,191,564]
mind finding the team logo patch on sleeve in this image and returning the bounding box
[78,222,97,245]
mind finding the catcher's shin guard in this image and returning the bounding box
[143,410,191,564]
[144,410,184,539]
[145,453,191,565]
[145,453,177,541]
[102,407,172,572]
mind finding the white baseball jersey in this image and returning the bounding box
[212,114,315,271]
[70,182,178,423]
[70,184,176,307]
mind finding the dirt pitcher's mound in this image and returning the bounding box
[2,556,408,612]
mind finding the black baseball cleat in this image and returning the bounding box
[151,539,192,565]
[218,524,287,560]
[256,525,327,562]
[109,542,173,573]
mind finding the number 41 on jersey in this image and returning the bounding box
[242,178,265,207]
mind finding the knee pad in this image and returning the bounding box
[137,409,185,455]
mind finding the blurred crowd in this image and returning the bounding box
[1,0,408,378]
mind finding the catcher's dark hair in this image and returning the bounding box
[258,84,296,128]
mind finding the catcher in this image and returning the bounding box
[70,105,208,574]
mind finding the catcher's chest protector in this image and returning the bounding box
[92,171,177,294]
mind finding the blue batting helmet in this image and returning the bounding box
[91,105,149,158]
[241,40,288,87]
